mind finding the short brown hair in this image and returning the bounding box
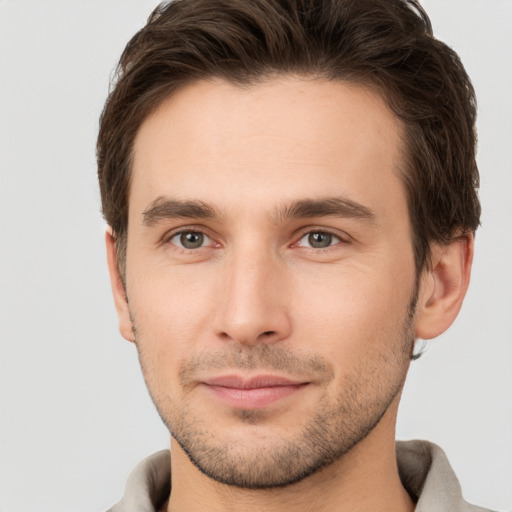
[97,0,480,274]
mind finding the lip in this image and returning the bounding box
[201,374,309,409]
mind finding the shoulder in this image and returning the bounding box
[108,450,171,512]
[396,440,496,512]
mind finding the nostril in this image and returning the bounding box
[262,331,275,337]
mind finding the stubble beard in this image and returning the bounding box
[132,297,416,489]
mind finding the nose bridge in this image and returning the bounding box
[216,240,290,345]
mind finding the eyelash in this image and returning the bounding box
[164,229,216,250]
[293,228,348,250]
[163,227,349,251]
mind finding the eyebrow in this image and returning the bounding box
[142,196,217,226]
[141,195,376,226]
[275,197,376,223]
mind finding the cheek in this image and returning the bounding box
[127,265,218,373]
[290,262,414,359]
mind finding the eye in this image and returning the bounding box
[169,231,212,249]
[297,231,342,249]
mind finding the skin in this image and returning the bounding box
[106,76,473,512]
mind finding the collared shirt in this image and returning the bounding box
[108,440,494,512]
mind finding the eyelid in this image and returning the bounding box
[161,225,219,247]
[159,224,351,250]
[292,227,351,247]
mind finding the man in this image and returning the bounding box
[97,0,491,510]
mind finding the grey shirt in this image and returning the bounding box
[108,440,494,511]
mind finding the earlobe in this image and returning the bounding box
[414,233,474,340]
[105,228,135,343]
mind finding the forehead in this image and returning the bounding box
[130,76,406,219]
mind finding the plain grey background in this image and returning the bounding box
[1,1,511,511]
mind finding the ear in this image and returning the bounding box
[105,227,135,342]
[415,233,474,340]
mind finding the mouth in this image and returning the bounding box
[200,375,310,409]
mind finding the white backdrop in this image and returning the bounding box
[0,1,511,511]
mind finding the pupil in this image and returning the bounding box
[181,232,204,249]
[308,232,332,248]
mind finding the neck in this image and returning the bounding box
[166,401,414,512]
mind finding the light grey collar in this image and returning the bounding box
[108,440,494,512]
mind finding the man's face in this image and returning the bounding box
[122,77,418,487]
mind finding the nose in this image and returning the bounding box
[214,247,292,346]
